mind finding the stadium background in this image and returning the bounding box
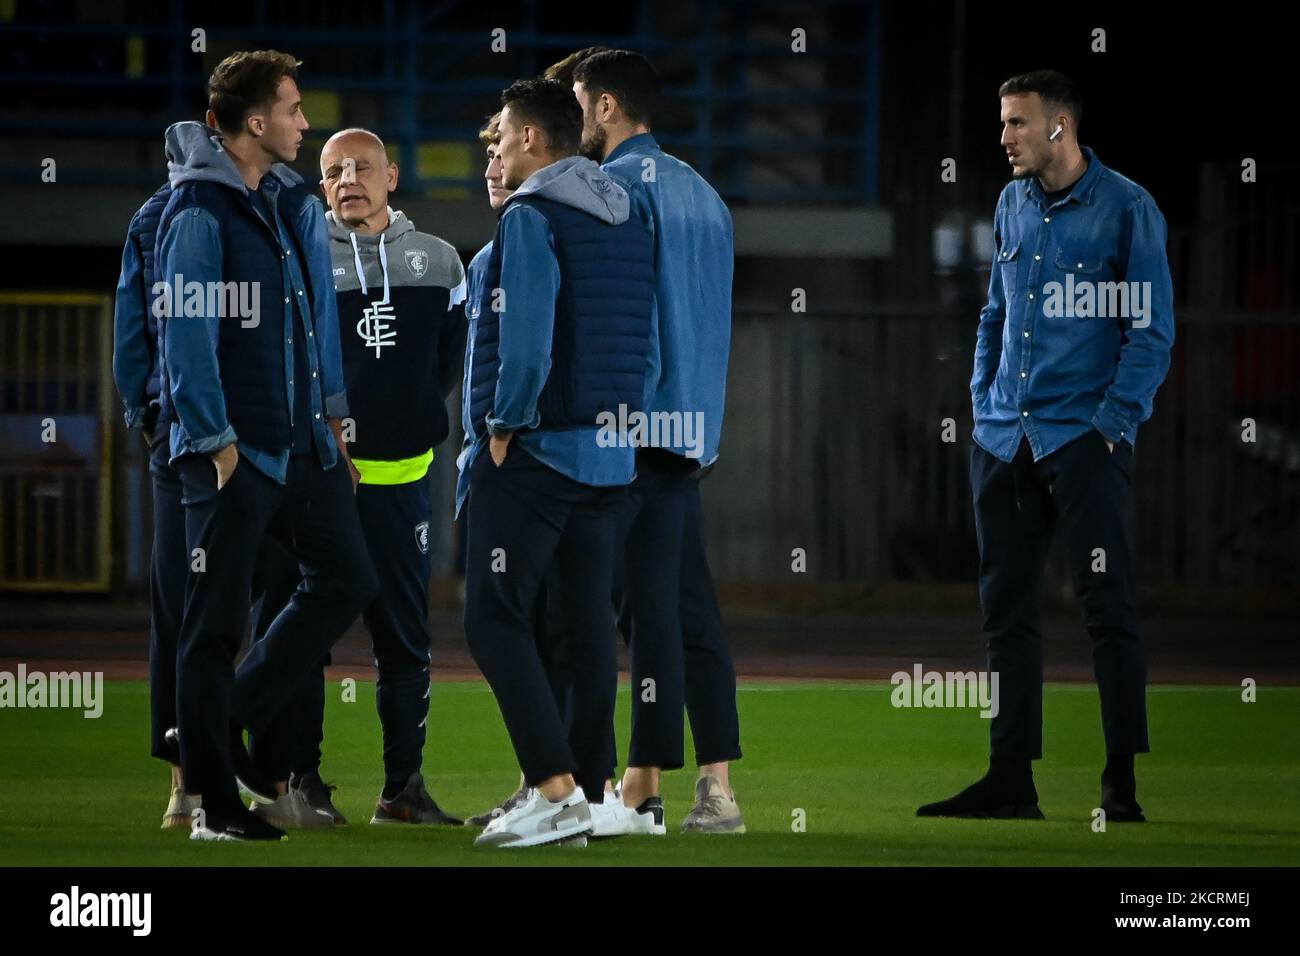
[1,1,1297,691]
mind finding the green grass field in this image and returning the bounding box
[2,679,1298,866]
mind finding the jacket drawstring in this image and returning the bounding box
[348,231,391,304]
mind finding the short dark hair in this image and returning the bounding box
[500,78,582,156]
[998,69,1083,131]
[572,50,661,127]
[208,50,302,135]
[543,45,612,86]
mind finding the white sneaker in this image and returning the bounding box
[614,783,667,836]
[589,784,667,837]
[588,796,631,837]
[473,786,592,848]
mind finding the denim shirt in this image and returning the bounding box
[162,173,348,483]
[971,147,1175,462]
[603,133,734,466]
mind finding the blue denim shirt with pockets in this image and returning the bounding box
[971,146,1175,462]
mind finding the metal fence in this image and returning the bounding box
[0,293,113,591]
[4,297,1295,597]
[701,306,1300,592]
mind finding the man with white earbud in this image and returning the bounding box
[919,69,1175,823]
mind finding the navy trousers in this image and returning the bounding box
[547,463,744,773]
[463,442,623,802]
[174,452,377,811]
[147,427,186,763]
[971,431,1149,760]
[612,466,743,769]
[615,449,695,770]
[677,478,742,766]
[250,478,435,790]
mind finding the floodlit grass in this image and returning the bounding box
[1,679,1297,866]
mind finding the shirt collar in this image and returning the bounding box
[605,132,659,165]
[1017,145,1104,213]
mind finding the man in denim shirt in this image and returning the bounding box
[919,71,1174,822]
[157,52,377,841]
[573,50,743,835]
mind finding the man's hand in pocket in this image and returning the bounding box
[490,431,513,467]
[211,443,239,490]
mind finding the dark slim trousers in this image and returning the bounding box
[676,478,742,766]
[174,452,377,811]
[147,429,186,762]
[614,449,695,770]
[610,471,743,768]
[463,442,624,802]
[249,479,435,789]
[971,430,1149,760]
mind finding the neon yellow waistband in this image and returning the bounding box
[351,449,434,485]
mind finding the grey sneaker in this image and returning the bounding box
[681,774,746,834]
[466,781,530,828]
[162,785,200,830]
[371,772,463,825]
[251,786,337,829]
[292,771,347,825]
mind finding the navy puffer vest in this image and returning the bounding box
[467,194,654,440]
[157,179,315,453]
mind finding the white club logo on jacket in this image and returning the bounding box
[357,300,397,357]
[405,248,429,278]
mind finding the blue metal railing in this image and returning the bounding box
[1,0,882,204]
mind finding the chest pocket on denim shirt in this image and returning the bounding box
[997,241,1021,298]
[1055,250,1105,276]
[1054,250,1118,321]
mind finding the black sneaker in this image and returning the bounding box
[190,803,286,842]
[917,769,1044,819]
[292,771,347,825]
[466,782,530,828]
[370,772,463,825]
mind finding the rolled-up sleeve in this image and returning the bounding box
[160,207,237,453]
[486,205,559,435]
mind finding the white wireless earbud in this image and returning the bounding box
[1049,124,1064,142]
